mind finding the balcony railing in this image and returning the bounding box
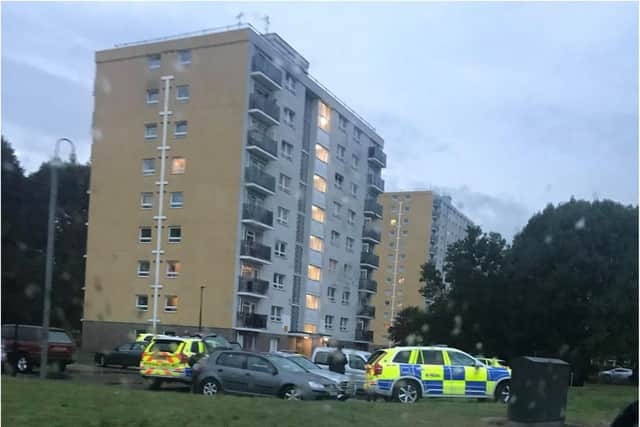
[367,175,385,192]
[238,277,269,296]
[242,203,274,228]
[249,94,280,124]
[239,240,271,263]
[358,279,378,293]
[247,130,278,159]
[244,166,276,194]
[364,199,383,218]
[362,225,381,243]
[251,54,283,88]
[360,252,379,268]
[367,146,387,168]
[355,329,373,342]
[357,305,376,318]
[236,312,268,329]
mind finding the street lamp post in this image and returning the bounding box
[40,138,76,379]
[198,285,205,332]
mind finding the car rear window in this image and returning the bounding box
[49,330,73,344]
[18,326,40,341]
[149,340,182,353]
[314,351,329,365]
[392,350,412,364]
[367,350,386,365]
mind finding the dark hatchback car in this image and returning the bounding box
[192,351,338,400]
[1,324,75,373]
[95,342,147,368]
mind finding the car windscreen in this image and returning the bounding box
[203,336,229,350]
[266,355,306,373]
[289,356,318,371]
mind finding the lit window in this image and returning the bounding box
[136,295,149,311]
[324,315,334,330]
[327,287,336,302]
[164,295,178,312]
[178,49,191,65]
[341,291,350,305]
[329,259,338,272]
[176,85,190,101]
[313,175,327,193]
[339,115,347,131]
[139,227,152,243]
[334,173,344,189]
[390,219,397,226]
[168,226,182,243]
[340,317,348,332]
[311,205,325,223]
[315,144,329,163]
[277,207,289,225]
[273,273,285,290]
[275,241,287,257]
[169,192,183,208]
[308,265,322,281]
[148,54,160,69]
[331,230,340,245]
[337,145,345,160]
[167,260,181,278]
[146,89,159,104]
[140,192,153,209]
[270,306,283,322]
[175,121,188,137]
[284,108,295,128]
[346,237,354,252]
[145,124,157,139]
[350,183,358,197]
[309,235,324,252]
[281,141,293,160]
[279,174,292,193]
[171,157,186,174]
[352,154,359,169]
[142,159,155,175]
[306,294,319,310]
[137,261,150,277]
[332,202,341,217]
[304,323,317,333]
[348,210,356,225]
[318,101,331,132]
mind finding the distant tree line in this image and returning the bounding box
[389,198,638,379]
[2,137,89,334]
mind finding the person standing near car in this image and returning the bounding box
[328,343,347,375]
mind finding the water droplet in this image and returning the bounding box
[574,217,586,230]
[528,400,537,409]
[322,403,332,412]
[92,128,103,141]
[421,324,429,333]
[475,342,483,351]
[544,235,553,244]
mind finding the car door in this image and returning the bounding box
[111,344,132,366]
[215,352,248,394]
[246,355,279,396]
[346,354,366,389]
[128,342,146,366]
[418,349,445,396]
[445,350,487,397]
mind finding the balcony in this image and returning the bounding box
[247,130,278,161]
[364,199,383,219]
[362,225,381,244]
[249,94,280,126]
[367,146,387,168]
[244,166,276,195]
[367,175,385,193]
[237,277,269,298]
[241,203,274,230]
[358,279,378,294]
[355,329,373,342]
[250,54,283,91]
[236,312,268,330]
[360,251,379,269]
[239,240,272,264]
[357,305,376,319]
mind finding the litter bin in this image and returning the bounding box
[508,356,570,427]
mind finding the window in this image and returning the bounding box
[315,144,329,163]
[346,237,354,252]
[142,159,155,175]
[318,101,331,132]
[175,121,188,137]
[281,141,293,160]
[136,295,148,310]
[403,218,409,224]
[217,352,246,368]
[145,123,157,139]
[270,306,283,322]
[350,183,358,197]
[349,356,365,370]
[421,350,444,365]
[139,227,152,243]
[284,108,295,128]
[332,202,342,217]
[348,210,356,225]
[277,207,289,225]
[343,264,352,275]
[137,261,150,277]
[178,49,191,65]
[148,54,160,69]
[140,192,153,209]
[304,323,317,334]
[327,287,336,302]
[402,229,409,236]
[164,295,178,312]
[284,72,296,93]
[279,174,292,193]
[341,291,350,305]
[168,226,182,243]
[146,88,159,104]
[269,338,279,352]
[167,260,181,278]
[171,157,186,174]
[339,115,347,131]
[176,85,190,101]
[306,294,319,310]
[352,154,359,169]
[308,265,321,281]
[354,127,362,142]
[309,235,324,252]
[329,259,338,272]
[169,192,183,208]
[324,315,334,330]
[313,175,327,193]
[340,317,348,332]
[337,145,345,160]
[448,351,477,366]
[331,230,340,245]
[273,273,285,290]
[311,205,325,223]
[275,241,287,257]
[334,173,344,189]
[393,350,412,364]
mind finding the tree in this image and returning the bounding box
[419,262,446,304]
[388,307,429,345]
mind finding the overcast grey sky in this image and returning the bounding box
[2,2,637,240]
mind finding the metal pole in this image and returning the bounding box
[40,138,75,379]
[198,286,205,332]
[388,200,403,347]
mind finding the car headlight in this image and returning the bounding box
[308,381,326,391]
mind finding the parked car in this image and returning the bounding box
[311,347,368,391]
[139,336,207,389]
[598,367,633,384]
[192,351,338,400]
[476,356,509,368]
[95,341,147,368]
[268,351,356,399]
[1,324,75,374]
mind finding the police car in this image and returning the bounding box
[139,336,207,389]
[365,346,511,403]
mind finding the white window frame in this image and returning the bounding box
[166,260,180,278]
[284,108,295,128]
[339,115,347,131]
[168,226,182,243]
[324,315,334,331]
[175,121,188,137]
[340,317,348,332]
[136,295,149,311]
[348,210,356,225]
[313,175,327,193]
[284,72,296,93]
[146,88,159,104]
[350,183,358,197]
[270,305,283,322]
[307,265,322,281]
[148,54,160,70]
[277,207,289,225]
[178,49,192,65]
[137,261,150,277]
[309,235,324,252]
[275,241,287,257]
[164,295,178,312]
[145,124,157,140]
[279,174,292,193]
[138,227,152,243]
[311,205,325,223]
[140,192,153,209]
[346,237,354,252]
[273,273,285,290]
[352,154,359,169]
[332,202,341,217]
[176,84,190,101]
[142,159,155,176]
[327,287,336,302]
[334,173,344,189]
[354,127,362,142]
[306,294,319,310]
[169,192,183,208]
[331,231,340,245]
[281,141,293,160]
[328,259,338,272]
[171,157,186,174]
[336,145,345,160]
[341,291,350,305]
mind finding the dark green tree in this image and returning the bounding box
[419,262,446,304]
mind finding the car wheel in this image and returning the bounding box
[199,377,221,396]
[393,380,420,404]
[494,381,510,403]
[15,354,31,374]
[282,385,303,400]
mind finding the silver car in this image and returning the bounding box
[598,367,633,383]
[192,351,338,400]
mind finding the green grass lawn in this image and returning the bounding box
[1,377,636,427]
